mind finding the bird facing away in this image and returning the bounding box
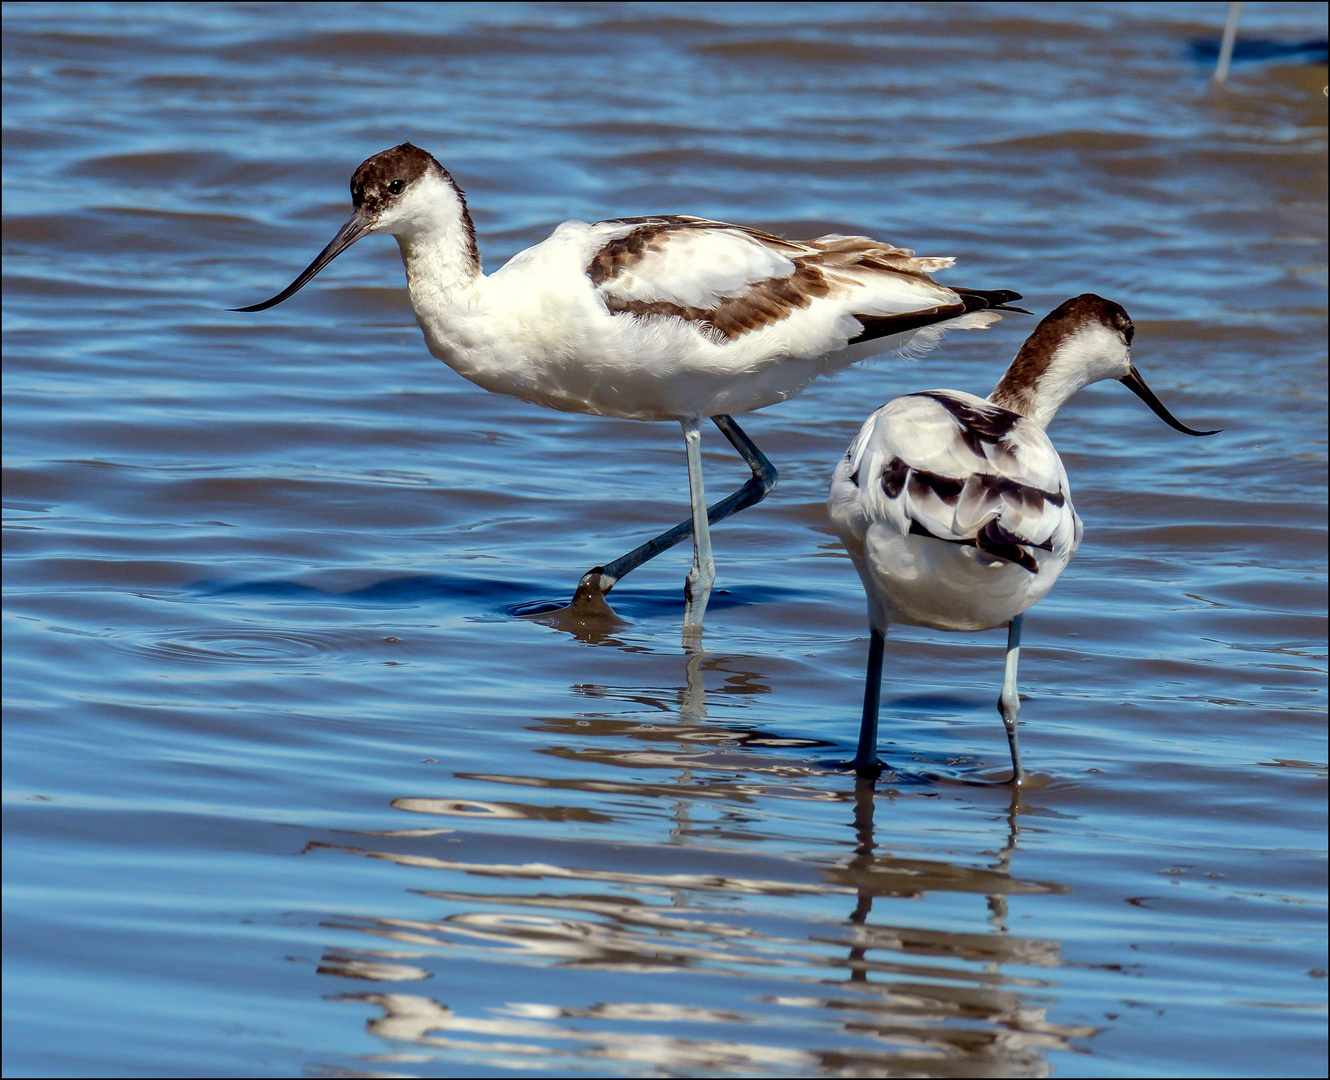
[827,294,1219,783]
[237,142,1023,634]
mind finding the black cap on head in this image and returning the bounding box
[1043,293,1134,344]
[350,142,443,213]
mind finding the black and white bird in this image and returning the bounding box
[237,143,1023,633]
[827,294,1219,783]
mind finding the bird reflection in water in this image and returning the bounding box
[307,649,1097,1075]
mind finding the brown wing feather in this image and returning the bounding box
[585,219,1021,343]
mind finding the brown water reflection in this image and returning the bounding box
[308,652,1092,1076]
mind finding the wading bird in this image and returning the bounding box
[238,143,1023,633]
[827,294,1218,782]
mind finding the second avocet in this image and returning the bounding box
[827,294,1219,784]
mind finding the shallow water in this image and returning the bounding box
[3,2,1327,1076]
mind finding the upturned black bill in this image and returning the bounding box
[1120,365,1220,437]
[232,210,372,312]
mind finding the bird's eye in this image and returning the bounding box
[388,179,405,195]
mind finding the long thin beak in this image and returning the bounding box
[1120,364,1220,437]
[231,209,373,312]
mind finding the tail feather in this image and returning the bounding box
[953,287,1031,314]
[954,286,1022,305]
[848,287,1026,346]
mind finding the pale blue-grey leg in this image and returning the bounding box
[998,614,1025,785]
[851,628,886,776]
[570,414,777,610]
[681,416,714,631]
[1214,1,1243,83]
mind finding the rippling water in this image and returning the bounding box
[4,3,1327,1076]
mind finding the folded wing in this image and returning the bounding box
[583,216,1019,348]
[837,390,1082,573]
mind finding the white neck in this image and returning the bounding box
[398,230,481,302]
[387,171,483,299]
[990,322,1130,429]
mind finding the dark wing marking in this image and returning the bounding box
[916,391,1024,440]
[848,289,1025,347]
[907,517,1046,573]
[883,450,1063,574]
[880,456,909,498]
[848,303,968,345]
[907,467,964,505]
[953,287,1031,314]
[973,472,1065,509]
[913,390,1029,461]
[601,263,834,340]
[586,218,828,340]
[881,455,1062,510]
[587,216,802,288]
[845,448,861,487]
[976,519,1047,571]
